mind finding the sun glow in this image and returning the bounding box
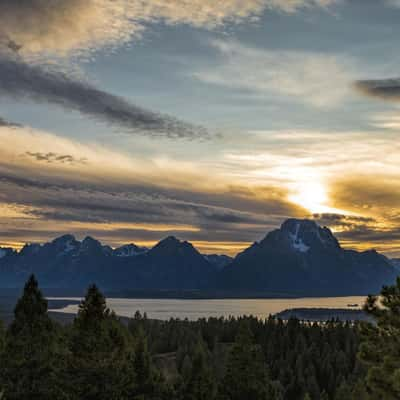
[289,182,328,213]
[289,181,347,215]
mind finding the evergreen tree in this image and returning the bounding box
[1,275,66,399]
[219,325,280,400]
[358,277,400,400]
[350,380,369,400]
[132,326,170,399]
[182,340,215,400]
[335,381,352,400]
[0,320,5,353]
[69,284,134,400]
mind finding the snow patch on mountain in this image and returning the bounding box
[289,222,310,253]
[63,239,77,253]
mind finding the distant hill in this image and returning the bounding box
[0,219,398,296]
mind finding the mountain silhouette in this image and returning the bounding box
[0,219,397,296]
[221,219,397,295]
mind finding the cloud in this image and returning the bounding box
[0,116,19,127]
[193,40,353,108]
[355,78,400,102]
[0,0,338,58]
[0,124,303,251]
[0,56,208,139]
[0,1,338,138]
[3,123,400,255]
[0,169,295,249]
[25,152,87,165]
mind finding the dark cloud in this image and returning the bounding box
[312,213,376,228]
[355,78,400,101]
[25,152,87,165]
[332,177,400,211]
[0,116,20,127]
[0,56,208,139]
[311,213,400,253]
[336,226,400,245]
[0,167,297,246]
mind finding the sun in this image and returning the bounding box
[289,182,327,213]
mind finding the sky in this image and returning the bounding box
[1,0,400,256]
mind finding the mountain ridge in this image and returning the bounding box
[0,219,398,296]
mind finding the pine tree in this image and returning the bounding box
[1,275,66,400]
[0,320,4,353]
[182,340,216,400]
[351,380,369,400]
[335,381,352,400]
[69,284,134,400]
[219,325,279,400]
[359,277,400,400]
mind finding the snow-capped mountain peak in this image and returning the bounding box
[280,219,340,252]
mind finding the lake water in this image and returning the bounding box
[49,296,367,321]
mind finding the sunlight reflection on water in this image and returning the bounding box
[49,296,366,321]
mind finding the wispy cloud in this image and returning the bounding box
[0,0,338,58]
[193,40,353,108]
[0,56,208,139]
[0,1,339,139]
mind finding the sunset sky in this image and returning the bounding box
[1,0,400,256]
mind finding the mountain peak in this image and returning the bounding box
[114,244,148,257]
[281,218,318,232]
[262,218,340,253]
[52,234,76,244]
[82,236,100,245]
[161,235,180,243]
[155,236,182,248]
[151,236,198,257]
[80,236,103,253]
[51,234,78,253]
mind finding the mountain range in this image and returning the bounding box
[0,219,398,296]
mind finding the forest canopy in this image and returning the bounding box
[0,275,399,399]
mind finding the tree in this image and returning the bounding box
[0,320,5,353]
[132,326,171,399]
[358,276,400,399]
[69,284,134,400]
[1,275,66,399]
[219,325,280,400]
[182,340,216,400]
[351,380,369,400]
[335,381,352,400]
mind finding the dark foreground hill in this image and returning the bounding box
[0,219,397,296]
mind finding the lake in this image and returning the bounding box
[49,296,367,320]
